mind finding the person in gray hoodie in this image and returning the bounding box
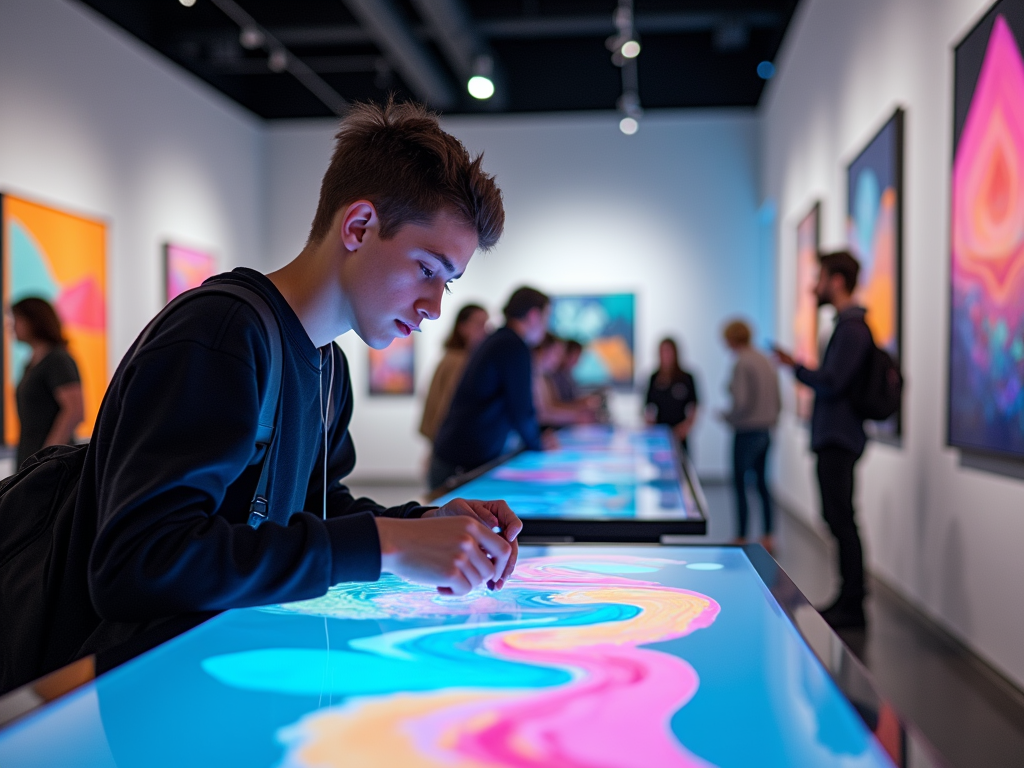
[719,320,781,552]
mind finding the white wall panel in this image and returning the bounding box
[267,111,765,483]
[761,0,1024,688]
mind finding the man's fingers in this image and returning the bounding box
[470,525,511,582]
[499,539,519,586]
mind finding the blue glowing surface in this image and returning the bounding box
[435,426,702,521]
[0,546,895,768]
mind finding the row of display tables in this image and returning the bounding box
[0,425,944,767]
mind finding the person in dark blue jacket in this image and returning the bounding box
[77,101,522,658]
[429,287,553,489]
[775,251,873,630]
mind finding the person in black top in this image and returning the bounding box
[75,101,523,660]
[775,250,873,630]
[645,337,699,453]
[430,287,554,489]
[10,297,84,469]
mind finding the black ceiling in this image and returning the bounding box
[75,0,799,119]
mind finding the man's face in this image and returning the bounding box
[522,304,552,347]
[340,210,478,349]
[814,269,834,307]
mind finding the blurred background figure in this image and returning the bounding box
[430,287,554,490]
[419,303,489,444]
[549,339,583,402]
[533,334,598,428]
[9,297,84,470]
[645,337,699,454]
[718,319,781,552]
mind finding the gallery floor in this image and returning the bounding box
[349,478,1024,768]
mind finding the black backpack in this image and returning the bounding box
[852,342,903,422]
[0,283,283,694]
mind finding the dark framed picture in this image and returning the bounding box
[793,203,820,421]
[847,108,904,439]
[949,3,1024,458]
[368,335,415,396]
[549,294,635,389]
[164,242,217,303]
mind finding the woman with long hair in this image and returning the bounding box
[9,297,84,469]
[419,303,489,442]
[644,337,699,452]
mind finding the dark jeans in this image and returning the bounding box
[427,454,463,492]
[733,429,772,538]
[816,446,865,607]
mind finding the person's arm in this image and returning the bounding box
[643,375,658,425]
[533,373,585,426]
[793,323,871,397]
[44,382,84,446]
[673,375,699,441]
[503,340,543,451]
[88,302,378,622]
[722,360,753,427]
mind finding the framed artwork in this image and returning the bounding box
[165,242,217,302]
[949,4,1024,458]
[793,203,820,421]
[847,108,904,438]
[0,194,107,443]
[549,294,635,389]
[368,335,415,396]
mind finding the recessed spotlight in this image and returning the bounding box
[268,49,288,73]
[179,0,196,6]
[240,27,265,50]
[619,116,639,135]
[620,40,641,59]
[467,75,495,100]
[757,61,776,80]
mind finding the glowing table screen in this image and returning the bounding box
[434,426,704,525]
[0,546,894,767]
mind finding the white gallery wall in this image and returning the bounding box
[0,0,266,370]
[266,112,766,483]
[762,0,1024,688]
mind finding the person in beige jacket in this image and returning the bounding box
[719,319,781,552]
[420,304,489,442]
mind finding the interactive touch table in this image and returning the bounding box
[0,545,943,767]
[431,425,707,541]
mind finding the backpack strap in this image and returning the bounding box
[127,284,283,529]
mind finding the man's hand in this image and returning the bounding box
[423,499,522,589]
[541,430,560,451]
[773,347,797,367]
[376,516,512,596]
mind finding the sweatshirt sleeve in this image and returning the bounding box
[724,360,753,426]
[88,301,363,621]
[794,321,872,397]
[502,339,543,451]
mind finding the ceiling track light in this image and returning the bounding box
[179,0,197,6]
[467,54,495,100]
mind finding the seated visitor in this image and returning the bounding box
[419,303,489,443]
[65,102,522,668]
[534,334,597,428]
[430,286,555,489]
[644,337,700,453]
[548,339,583,402]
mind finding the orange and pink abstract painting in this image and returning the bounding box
[0,194,107,443]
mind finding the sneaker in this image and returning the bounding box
[820,602,866,630]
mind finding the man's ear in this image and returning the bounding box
[339,201,378,252]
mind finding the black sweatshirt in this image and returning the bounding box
[795,306,873,456]
[81,269,428,622]
[433,326,542,471]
